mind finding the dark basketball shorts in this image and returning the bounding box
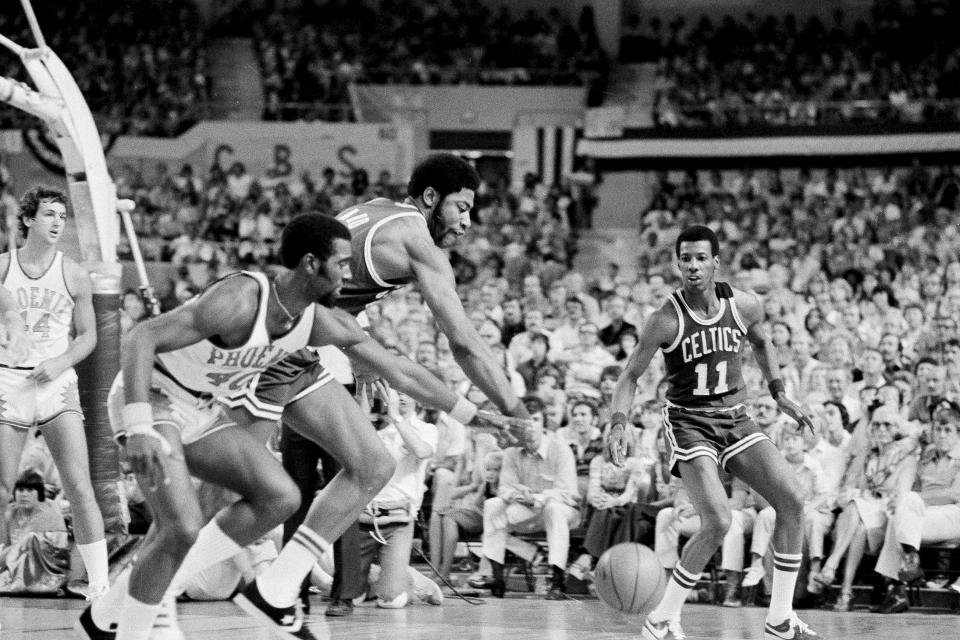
[219,348,335,421]
[661,404,769,477]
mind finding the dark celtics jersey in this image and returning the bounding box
[662,282,748,409]
[334,198,425,315]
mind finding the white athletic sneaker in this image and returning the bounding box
[742,565,766,588]
[148,595,183,640]
[641,617,686,640]
[764,612,821,639]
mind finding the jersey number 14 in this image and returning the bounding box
[693,361,729,396]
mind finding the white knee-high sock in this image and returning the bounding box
[77,539,110,594]
[167,519,242,596]
[256,526,331,608]
[115,595,161,640]
[767,550,802,624]
[648,562,700,622]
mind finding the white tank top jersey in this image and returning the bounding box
[155,271,316,397]
[2,249,74,367]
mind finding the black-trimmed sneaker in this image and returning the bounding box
[233,581,304,639]
[641,617,686,640]
[73,604,116,640]
[764,613,821,640]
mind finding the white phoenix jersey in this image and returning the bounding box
[155,271,315,397]
[2,250,74,367]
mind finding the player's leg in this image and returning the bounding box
[725,439,811,636]
[116,422,203,640]
[184,424,300,545]
[39,409,109,594]
[166,420,300,603]
[647,457,731,624]
[0,422,29,526]
[0,369,32,517]
[245,380,394,609]
[374,522,415,607]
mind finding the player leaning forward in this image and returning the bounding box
[0,187,109,596]
[607,225,821,640]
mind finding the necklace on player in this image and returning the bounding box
[272,280,297,330]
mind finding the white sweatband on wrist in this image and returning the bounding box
[449,397,478,424]
[121,402,153,430]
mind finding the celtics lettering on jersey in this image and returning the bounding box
[662,283,749,408]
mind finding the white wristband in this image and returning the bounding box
[121,402,153,430]
[449,396,478,424]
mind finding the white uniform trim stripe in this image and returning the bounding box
[729,297,749,334]
[675,289,727,325]
[364,211,424,288]
[662,295,685,353]
[288,370,335,404]
[662,407,719,472]
[719,432,770,468]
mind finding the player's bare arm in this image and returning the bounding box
[122,276,260,404]
[736,288,815,433]
[0,281,28,363]
[607,304,679,464]
[406,230,528,418]
[29,257,96,383]
[344,333,466,412]
[307,304,367,348]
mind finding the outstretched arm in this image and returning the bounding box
[608,306,677,464]
[737,290,815,434]
[408,237,529,419]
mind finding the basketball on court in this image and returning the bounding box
[594,543,665,615]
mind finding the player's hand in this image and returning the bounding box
[471,410,529,447]
[775,393,816,436]
[605,425,629,467]
[0,318,30,365]
[27,355,69,385]
[123,433,173,492]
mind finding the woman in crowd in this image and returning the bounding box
[814,406,920,611]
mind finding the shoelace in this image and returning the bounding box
[789,613,810,634]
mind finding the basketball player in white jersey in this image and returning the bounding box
[0,187,110,597]
[72,213,356,640]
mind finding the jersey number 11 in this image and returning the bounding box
[693,361,728,396]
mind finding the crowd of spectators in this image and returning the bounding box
[245,0,609,122]
[632,5,960,128]
[0,0,209,136]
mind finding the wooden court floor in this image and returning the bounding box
[2,594,959,640]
